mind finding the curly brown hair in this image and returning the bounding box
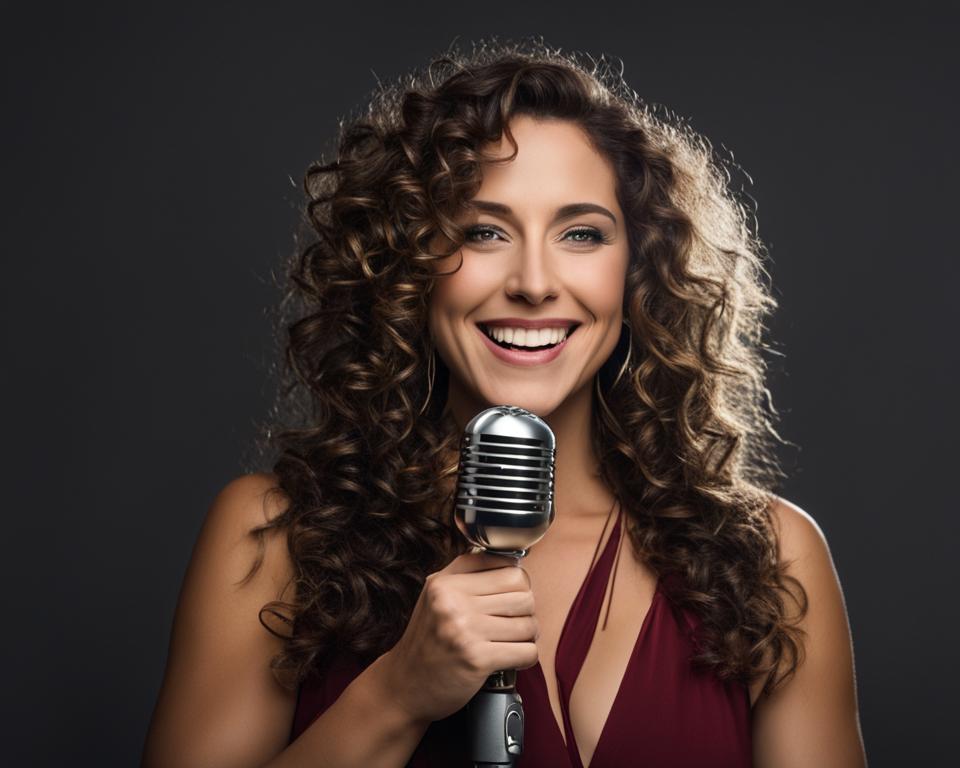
[245,36,807,699]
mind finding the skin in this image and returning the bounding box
[142,116,866,767]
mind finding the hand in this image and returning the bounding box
[380,550,539,724]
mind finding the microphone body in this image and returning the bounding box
[454,406,557,767]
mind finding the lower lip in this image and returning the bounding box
[476,325,574,366]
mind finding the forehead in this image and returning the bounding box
[472,116,619,208]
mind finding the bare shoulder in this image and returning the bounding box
[763,493,853,667]
[206,471,290,541]
[203,472,292,573]
[142,473,298,768]
[751,495,866,767]
[765,494,854,634]
[767,495,836,586]
[188,472,295,600]
[770,496,843,608]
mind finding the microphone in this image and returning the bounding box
[454,405,557,768]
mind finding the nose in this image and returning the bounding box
[504,239,559,305]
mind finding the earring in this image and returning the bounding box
[611,318,634,389]
[596,318,634,420]
[595,372,615,422]
[419,349,436,417]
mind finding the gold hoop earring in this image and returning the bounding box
[596,319,634,421]
[611,318,634,389]
[419,349,436,417]
[595,372,615,422]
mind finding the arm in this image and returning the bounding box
[264,650,432,768]
[142,473,430,768]
[751,497,867,768]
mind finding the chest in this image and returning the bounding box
[521,521,658,768]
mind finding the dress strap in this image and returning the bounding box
[601,502,626,631]
[553,498,626,768]
[586,498,618,577]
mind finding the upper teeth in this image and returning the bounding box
[483,326,573,347]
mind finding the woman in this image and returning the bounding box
[144,39,866,767]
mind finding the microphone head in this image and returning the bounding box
[454,405,556,557]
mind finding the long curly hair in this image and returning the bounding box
[246,36,807,698]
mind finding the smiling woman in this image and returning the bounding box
[429,116,631,417]
[143,37,866,768]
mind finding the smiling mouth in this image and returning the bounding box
[477,323,581,351]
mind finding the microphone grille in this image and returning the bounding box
[454,406,556,556]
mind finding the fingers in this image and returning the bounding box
[473,590,536,618]
[475,613,539,642]
[486,641,540,671]
[444,564,532,596]
[441,551,521,575]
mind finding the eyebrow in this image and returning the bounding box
[466,200,618,226]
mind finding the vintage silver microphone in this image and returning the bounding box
[453,405,556,768]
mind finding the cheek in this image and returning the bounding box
[428,256,484,356]
[430,253,498,319]
[569,259,627,316]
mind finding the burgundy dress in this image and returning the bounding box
[289,507,752,767]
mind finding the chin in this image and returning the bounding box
[476,387,568,419]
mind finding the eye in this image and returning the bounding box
[564,227,610,244]
[464,225,612,246]
[464,225,505,243]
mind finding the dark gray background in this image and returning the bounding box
[3,2,956,765]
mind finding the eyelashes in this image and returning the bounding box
[464,224,613,246]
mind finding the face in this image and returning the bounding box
[428,115,630,422]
